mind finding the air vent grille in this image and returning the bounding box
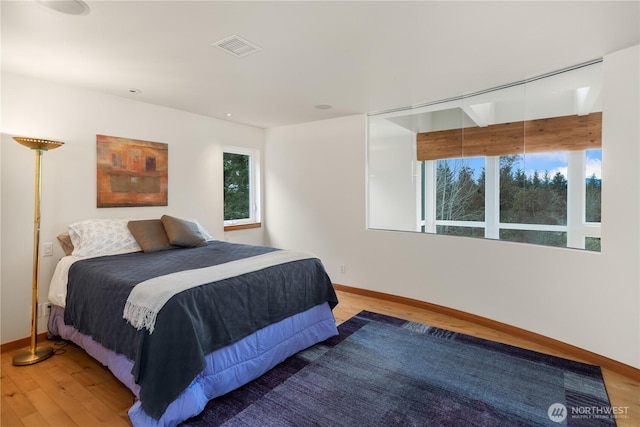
[213,35,261,58]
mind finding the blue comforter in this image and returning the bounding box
[63,241,338,420]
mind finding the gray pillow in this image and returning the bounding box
[161,215,207,248]
[57,232,74,256]
[128,219,175,252]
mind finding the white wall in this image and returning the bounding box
[1,72,265,343]
[265,45,640,368]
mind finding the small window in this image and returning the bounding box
[223,147,260,227]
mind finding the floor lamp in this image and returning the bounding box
[12,136,64,366]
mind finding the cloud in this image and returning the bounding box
[525,152,568,162]
[549,166,568,179]
[586,158,602,179]
[522,153,601,180]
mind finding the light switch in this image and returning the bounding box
[42,242,53,257]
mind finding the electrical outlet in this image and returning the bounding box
[37,303,52,318]
[340,264,346,273]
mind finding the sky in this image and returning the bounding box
[521,150,602,180]
[456,149,602,182]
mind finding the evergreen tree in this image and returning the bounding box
[428,151,598,251]
[223,153,250,220]
[585,173,601,222]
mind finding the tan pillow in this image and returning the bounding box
[127,219,174,252]
[57,232,74,256]
[161,215,207,248]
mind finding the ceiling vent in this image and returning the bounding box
[213,35,262,58]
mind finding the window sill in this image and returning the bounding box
[224,222,262,232]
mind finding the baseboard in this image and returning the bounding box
[333,283,640,382]
[1,332,50,354]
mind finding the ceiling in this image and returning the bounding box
[2,1,639,129]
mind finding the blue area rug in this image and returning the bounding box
[182,311,616,426]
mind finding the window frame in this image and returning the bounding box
[421,149,601,250]
[223,146,261,230]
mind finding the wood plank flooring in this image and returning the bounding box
[2,289,639,426]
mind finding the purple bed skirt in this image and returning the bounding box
[48,302,338,426]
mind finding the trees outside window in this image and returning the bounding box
[424,150,601,251]
[223,147,260,226]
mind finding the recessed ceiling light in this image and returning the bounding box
[314,104,333,110]
[225,113,232,117]
[128,88,142,94]
[36,0,90,16]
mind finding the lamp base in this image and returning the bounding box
[12,346,54,366]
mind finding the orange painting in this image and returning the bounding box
[97,135,168,207]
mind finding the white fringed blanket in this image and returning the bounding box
[123,250,316,333]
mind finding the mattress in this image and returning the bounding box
[48,302,338,426]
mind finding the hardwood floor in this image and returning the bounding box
[2,289,639,426]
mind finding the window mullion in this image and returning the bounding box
[485,156,499,239]
[424,161,436,233]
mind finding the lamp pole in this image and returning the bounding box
[12,137,64,366]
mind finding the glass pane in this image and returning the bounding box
[435,158,485,221]
[585,237,601,252]
[367,115,420,232]
[366,61,601,251]
[500,152,567,225]
[499,229,567,248]
[436,225,484,238]
[223,152,250,220]
[585,149,602,223]
[499,154,525,223]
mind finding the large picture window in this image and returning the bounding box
[368,60,602,251]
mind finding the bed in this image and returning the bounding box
[46,216,339,427]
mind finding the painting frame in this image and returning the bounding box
[96,134,168,208]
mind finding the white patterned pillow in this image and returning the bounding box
[68,218,141,257]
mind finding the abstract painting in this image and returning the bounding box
[97,134,168,207]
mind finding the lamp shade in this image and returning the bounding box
[13,137,64,151]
